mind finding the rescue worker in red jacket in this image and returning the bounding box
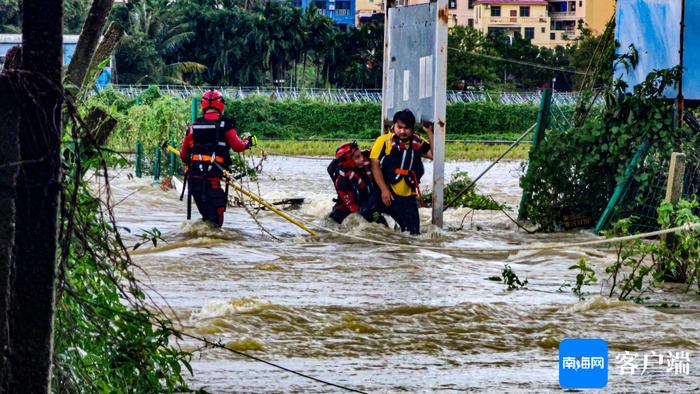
[180,89,254,227]
[328,141,385,225]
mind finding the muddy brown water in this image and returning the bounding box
[111,156,700,393]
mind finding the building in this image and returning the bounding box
[473,0,563,47]
[548,0,615,40]
[0,34,80,70]
[295,0,356,28]
[448,0,477,27]
[355,0,383,25]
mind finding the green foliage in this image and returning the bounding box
[520,65,697,231]
[423,171,503,210]
[603,217,662,302]
[0,0,90,33]
[53,105,192,391]
[501,264,528,291]
[94,88,537,149]
[655,199,700,289]
[559,257,597,299]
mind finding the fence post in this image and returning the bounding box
[660,152,687,250]
[593,141,650,235]
[191,97,199,122]
[169,135,176,176]
[153,146,161,181]
[518,87,553,220]
[135,141,143,178]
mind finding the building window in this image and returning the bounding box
[541,27,546,33]
[468,0,475,9]
[491,6,501,17]
[550,32,556,40]
[524,27,534,39]
[519,6,530,17]
[579,1,582,6]
[468,18,474,27]
[449,0,457,9]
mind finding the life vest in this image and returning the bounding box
[328,152,374,210]
[188,116,233,178]
[379,133,425,190]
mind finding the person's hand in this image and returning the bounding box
[246,135,257,149]
[421,120,434,134]
[381,188,393,206]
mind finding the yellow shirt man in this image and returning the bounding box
[369,133,430,197]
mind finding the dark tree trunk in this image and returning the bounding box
[0,76,20,394]
[66,0,115,90]
[8,0,63,392]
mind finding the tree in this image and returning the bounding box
[1,0,64,391]
[447,26,498,89]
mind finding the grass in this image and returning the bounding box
[257,140,531,161]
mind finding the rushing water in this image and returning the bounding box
[112,156,700,393]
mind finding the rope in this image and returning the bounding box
[73,294,368,394]
[285,210,700,253]
[443,124,535,211]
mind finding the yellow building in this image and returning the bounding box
[388,0,476,28]
[473,0,565,48]
[356,0,384,25]
[548,0,616,40]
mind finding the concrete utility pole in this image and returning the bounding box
[381,0,448,227]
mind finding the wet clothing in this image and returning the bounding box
[369,133,430,197]
[369,190,420,235]
[180,112,248,226]
[369,132,431,234]
[328,152,384,224]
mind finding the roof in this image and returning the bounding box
[0,34,80,44]
[474,0,548,5]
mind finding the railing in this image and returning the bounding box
[549,11,577,17]
[335,9,351,16]
[487,16,548,24]
[108,85,596,105]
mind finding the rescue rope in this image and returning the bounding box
[285,211,700,253]
[71,293,368,394]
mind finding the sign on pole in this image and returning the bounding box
[381,0,448,227]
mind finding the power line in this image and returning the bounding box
[448,47,589,76]
[72,294,369,394]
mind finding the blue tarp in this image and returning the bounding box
[616,0,700,100]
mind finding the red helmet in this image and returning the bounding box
[335,141,359,168]
[202,89,225,114]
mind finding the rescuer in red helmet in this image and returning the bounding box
[327,141,385,225]
[179,89,255,227]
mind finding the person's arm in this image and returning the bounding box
[180,125,192,163]
[421,121,434,160]
[371,159,393,206]
[225,128,250,152]
[369,136,393,206]
[336,178,359,213]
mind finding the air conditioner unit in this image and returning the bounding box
[329,4,335,10]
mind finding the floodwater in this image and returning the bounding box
[111,156,700,393]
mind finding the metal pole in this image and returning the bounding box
[676,0,686,125]
[380,0,396,134]
[191,97,199,122]
[518,88,552,220]
[135,141,143,178]
[169,135,175,176]
[153,146,161,181]
[431,0,448,227]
